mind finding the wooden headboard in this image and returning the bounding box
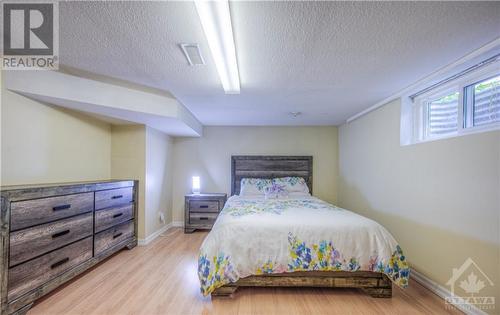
[231,155,313,196]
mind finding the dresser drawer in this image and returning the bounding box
[8,236,92,301]
[95,187,133,210]
[10,192,93,231]
[94,220,134,256]
[95,204,134,233]
[9,212,93,267]
[189,200,220,213]
[189,212,218,225]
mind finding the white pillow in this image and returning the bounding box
[264,181,288,199]
[272,177,310,195]
[239,178,272,196]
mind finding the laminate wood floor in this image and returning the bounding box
[29,228,462,315]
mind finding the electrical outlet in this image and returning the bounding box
[159,212,165,223]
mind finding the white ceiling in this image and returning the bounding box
[59,1,500,126]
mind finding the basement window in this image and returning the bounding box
[464,75,500,128]
[402,59,500,145]
[425,91,459,138]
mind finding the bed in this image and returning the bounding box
[198,156,409,298]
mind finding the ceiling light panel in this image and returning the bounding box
[195,0,240,94]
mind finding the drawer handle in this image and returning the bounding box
[111,195,123,199]
[113,232,123,239]
[51,257,70,269]
[199,217,209,220]
[52,230,70,238]
[53,204,71,211]
[113,213,123,218]
[199,205,209,208]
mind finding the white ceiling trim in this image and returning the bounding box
[346,37,500,124]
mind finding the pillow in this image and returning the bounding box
[239,178,272,196]
[272,177,310,195]
[264,181,288,199]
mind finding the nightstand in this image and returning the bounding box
[184,193,227,233]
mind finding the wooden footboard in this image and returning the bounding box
[211,271,392,298]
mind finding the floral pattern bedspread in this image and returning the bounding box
[198,196,410,296]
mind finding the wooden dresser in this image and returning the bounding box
[184,193,226,233]
[0,180,138,315]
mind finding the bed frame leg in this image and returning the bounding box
[211,285,238,297]
[361,285,392,298]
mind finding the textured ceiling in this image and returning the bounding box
[59,1,500,126]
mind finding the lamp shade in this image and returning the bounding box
[192,176,200,194]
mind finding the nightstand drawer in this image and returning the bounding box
[189,212,218,225]
[185,193,226,233]
[189,200,220,213]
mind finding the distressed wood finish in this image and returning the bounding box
[0,197,8,315]
[213,271,392,298]
[226,156,394,298]
[184,194,226,233]
[189,200,220,213]
[8,237,93,301]
[95,187,133,210]
[2,181,135,202]
[10,192,93,231]
[95,204,134,233]
[94,221,134,256]
[231,156,313,196]
[189,212,218,226]
[0,180,138,315]
[7,237,137,315]
[9,213,93,267]
[9,303,32,315]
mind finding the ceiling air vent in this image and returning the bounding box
[180,43,205,66]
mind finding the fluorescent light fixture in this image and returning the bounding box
[192,176,201,194]
[195,0,240,94]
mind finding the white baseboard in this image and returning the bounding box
[411,268,489,315]
[138,222,173,246]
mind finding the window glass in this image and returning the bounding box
[470,75,500,127]
[427,92,459,136]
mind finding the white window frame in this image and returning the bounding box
[409,61,500,145]
[415,85,460,142]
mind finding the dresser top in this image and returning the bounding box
[1,179,136,201]
[1,179,135,191]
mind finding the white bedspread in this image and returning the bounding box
[198,195,410,295]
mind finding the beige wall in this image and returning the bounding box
[1,74,174,242]
[0,84,175,241]
[110,125,174,240]
[111,125,147,239]
[172,126,339,222]
[338,98,500,309]
[145,126,173,236]
[1,84,111,186]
